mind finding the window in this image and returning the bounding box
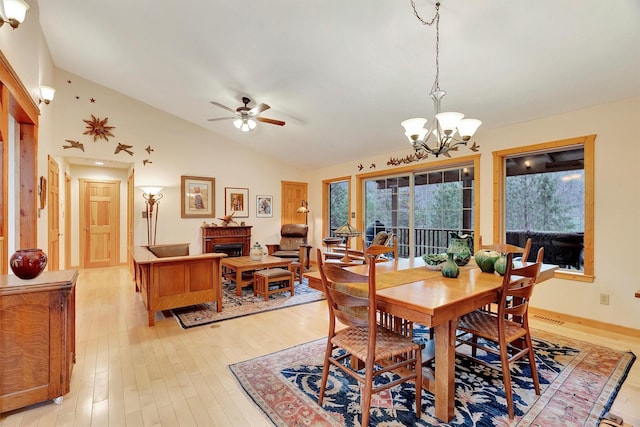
[493,135,595,281]
[323,177,350,237]
[356,155,480,258]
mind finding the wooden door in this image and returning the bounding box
[79,179,120,268]
[47,156,60,271]
[64,173,71,269]
[281,181,308,225]
[127,170,134,274]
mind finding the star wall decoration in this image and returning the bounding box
[143,159,152,166]
[83,114,115,142]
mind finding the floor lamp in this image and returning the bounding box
[141,186,163,245]
[296,200,310,225]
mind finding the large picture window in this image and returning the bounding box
[493,135,595,281]
[357,155,480,259]
[323,177,350,237]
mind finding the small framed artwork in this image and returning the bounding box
[256,195,273,218]
[225,187,249,217]
[181,176,215,218]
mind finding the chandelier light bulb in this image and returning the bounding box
[4,0,29,24]
[457,119,482,141]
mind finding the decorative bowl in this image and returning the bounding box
[422,253,448,271]
[425,262,445,271]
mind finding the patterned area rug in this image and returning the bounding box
[229,326,635,426]
[171,278,324,329]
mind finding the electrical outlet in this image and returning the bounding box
[599,293,610,305]
[142,211,148,219]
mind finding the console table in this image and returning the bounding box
[202,225,252,256]
[0,270,78,413]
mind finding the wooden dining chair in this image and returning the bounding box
[456,250,543,419]
[363,235,398,263]
[288,244,308,282]
[478,236,533,313]
[316,249,423,426]
[478,235,532,264]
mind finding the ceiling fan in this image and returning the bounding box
[208,97,285,132]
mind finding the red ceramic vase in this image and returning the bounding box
[9,248,48,280]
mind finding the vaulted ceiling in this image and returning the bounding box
[37,0,640,169]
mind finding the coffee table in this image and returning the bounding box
[221,255,293,296]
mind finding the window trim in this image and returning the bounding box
[356,154,481,253]
[322,176,352,238]
[492,135,595,282]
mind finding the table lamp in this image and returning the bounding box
[333,223,362,263]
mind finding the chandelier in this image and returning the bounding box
[401,1,481,158]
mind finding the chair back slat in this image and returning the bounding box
[479,236,532,263]
[317,249,378,330]
[497,250,543,323]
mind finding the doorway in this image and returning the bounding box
[47,156,60,271]
[281,181,308,225]
[79,179,120,268]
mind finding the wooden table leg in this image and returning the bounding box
[433,318,458,422]
[235,268,244,296]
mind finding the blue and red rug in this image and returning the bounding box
[171,278,324,328]
[229,327,634,426]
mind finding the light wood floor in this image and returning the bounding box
[1,266,638,426]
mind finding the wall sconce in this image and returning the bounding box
[0,0,29,29]
[141,186,164,245]
[39,86,56,105]
[296,200,310,225]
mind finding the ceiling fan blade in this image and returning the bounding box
[210,101,236,113]
[257,117,285,126]
[249,103,270,115]
[207,116,236,122]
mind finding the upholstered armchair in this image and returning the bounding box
[266,224,311,269]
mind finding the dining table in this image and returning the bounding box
[304,257,557,422]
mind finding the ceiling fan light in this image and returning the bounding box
[3,0,29,24]
[401,117,428,143]
[435,112,464,135]
[233,118,243,129]
[457,118,482,141]
[247,118,257,130]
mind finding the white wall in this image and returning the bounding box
[51,71,308,263]
[307,97,640,330]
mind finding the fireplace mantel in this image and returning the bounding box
[201,226,252,256]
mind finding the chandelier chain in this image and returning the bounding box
[410,1,441,94]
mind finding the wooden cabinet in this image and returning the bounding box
[0,270,77,413]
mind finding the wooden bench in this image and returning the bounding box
[253,268,295,301]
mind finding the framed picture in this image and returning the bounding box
[181,176,215,218]
[256,195,273,218]
[225,187,249,217]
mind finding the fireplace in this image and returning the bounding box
[214,243,243,257]
[202,225,252,257]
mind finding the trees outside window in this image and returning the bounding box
[358,156,480,259]
[324,178,350,237]
[493,135,595,281]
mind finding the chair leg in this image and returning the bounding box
[499,346,515,419]
[415,347,423,419]
[361,359,375,427]
[318,340,333,406]
[525,334,541,395]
